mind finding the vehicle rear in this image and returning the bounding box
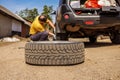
[56,0,120,44]
[69,0,120,27]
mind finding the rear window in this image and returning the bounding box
[70,0,81,8]
[59,0,66,6]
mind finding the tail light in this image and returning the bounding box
[64,14,69,19]
[85,20,94,25]
[75,10,82,15]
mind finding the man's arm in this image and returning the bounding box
[47,19,55,29]
[47,19,56,39]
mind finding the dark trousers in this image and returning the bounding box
[30,31,48,41]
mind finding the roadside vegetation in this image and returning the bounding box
[16,5,53,22]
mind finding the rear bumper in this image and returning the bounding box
[60,12,120,29]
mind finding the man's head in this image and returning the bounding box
[38,15,47,23]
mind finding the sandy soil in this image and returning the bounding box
[0,39,120,80]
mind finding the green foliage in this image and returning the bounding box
[17,5,53,22]
[41,5,53,21]
[18,8,39,22]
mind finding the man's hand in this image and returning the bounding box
[48,31,56,40]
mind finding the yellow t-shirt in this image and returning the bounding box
[29,16,48,35]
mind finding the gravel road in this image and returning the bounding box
[0,39,120,80]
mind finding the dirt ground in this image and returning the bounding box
[0,38,120,80]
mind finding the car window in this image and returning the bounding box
[59,0,66,6]
[70,0,80,8]
[59,0,62,6]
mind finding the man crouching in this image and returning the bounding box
[29,15,55,41]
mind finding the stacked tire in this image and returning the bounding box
[25,41,85,66]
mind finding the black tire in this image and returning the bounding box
[110,31,120,44]
[56,33,68,41]
[89,36,97,43]
[25,41,85,66]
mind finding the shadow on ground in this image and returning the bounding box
[84,42,118,48]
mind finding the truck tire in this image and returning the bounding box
[25,41,85,65]
[110,31,120,44]
[56,33,68,40]
[89,36,97,43]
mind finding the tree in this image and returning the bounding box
[17,5,53,22]
[41,5,53,21]
[18,8,39,22]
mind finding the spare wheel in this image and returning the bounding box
[25,41,85,65]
